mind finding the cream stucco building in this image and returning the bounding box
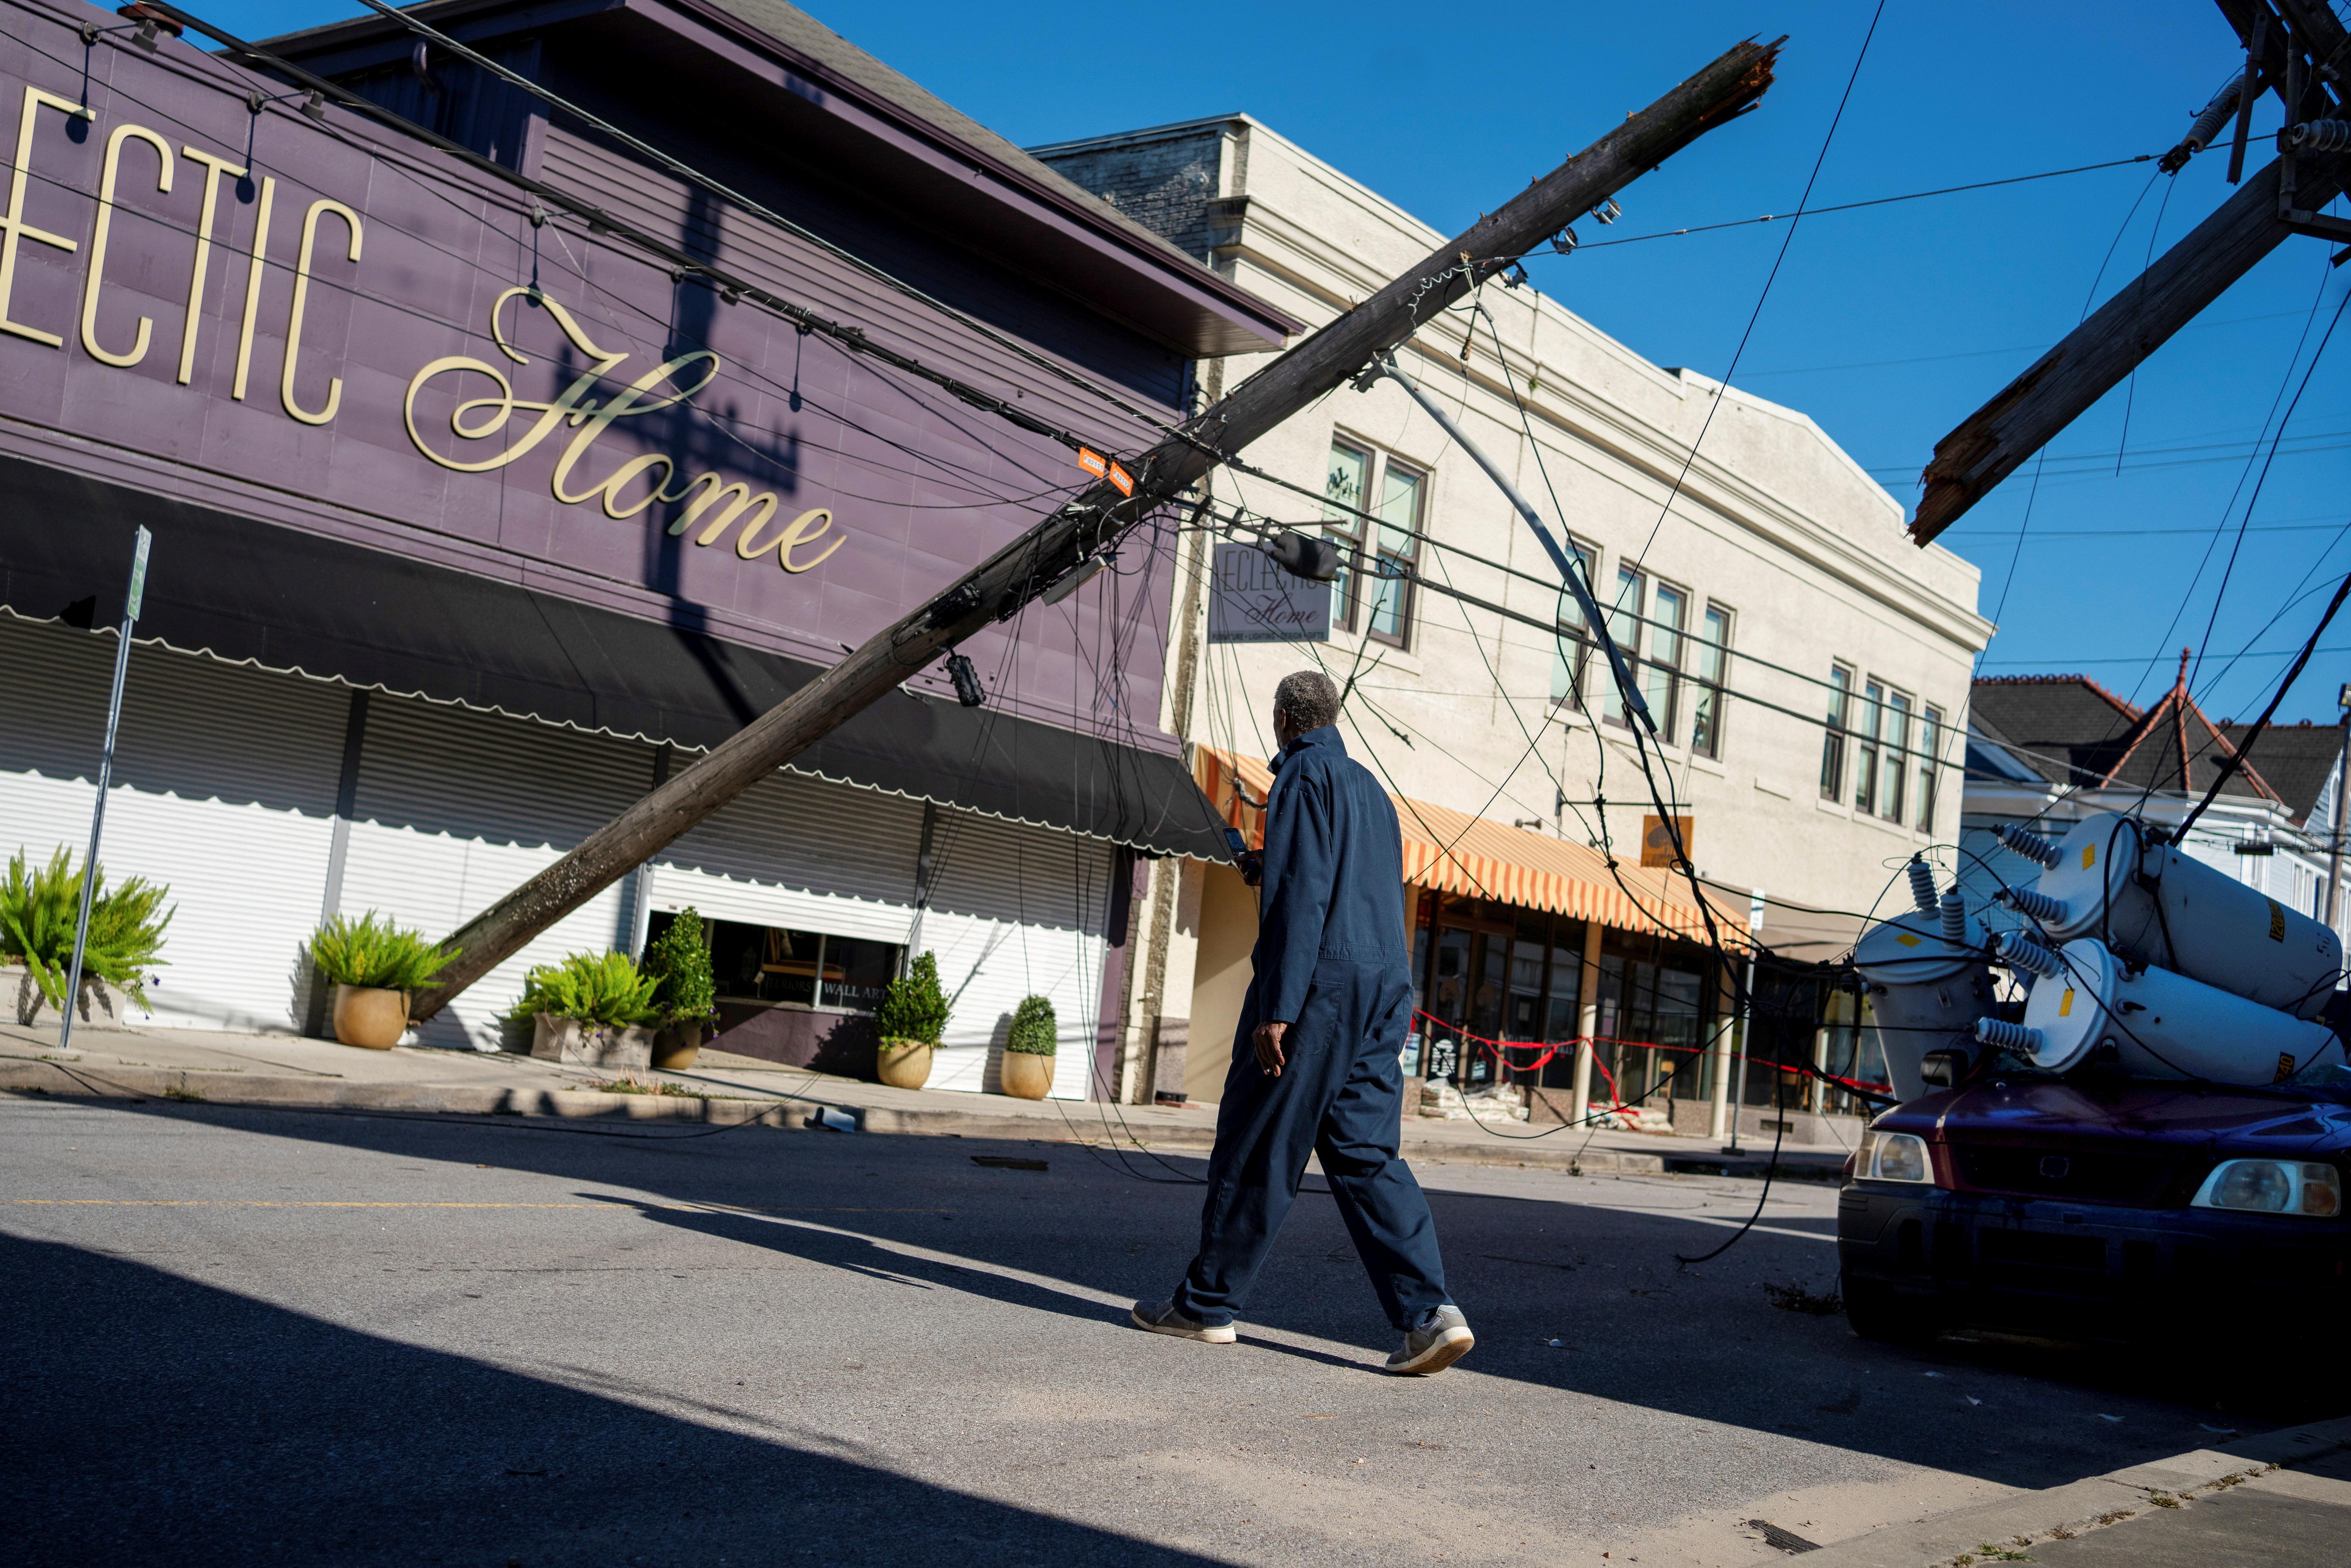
[1036,116,1992,1131]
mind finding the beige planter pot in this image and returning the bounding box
[7,965,140,1030]
[650,1025,704,1072]
[530,1013,653,1070]
[331,984,408,1049]
[877,1040,934,1090]
[1000,1050,1055,1100]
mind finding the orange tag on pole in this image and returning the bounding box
[1076,447,1108,479]
[1106,462,1134,497]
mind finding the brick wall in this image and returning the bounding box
[1037,127,1228,262]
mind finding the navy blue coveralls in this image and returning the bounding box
[1171,724,1450,1332]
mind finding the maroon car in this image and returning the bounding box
[1837,1075,2351,1345]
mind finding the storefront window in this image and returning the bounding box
[697,915,900,1012]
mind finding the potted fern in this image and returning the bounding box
[641,910,718,1071]
[1000,992,1057,1100]
[511,950,660,1069]
[306,911,456,1049]
[2,847,171,1028]
[874,951,949,1089]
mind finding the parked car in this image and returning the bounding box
[1838,1074,2351,1348]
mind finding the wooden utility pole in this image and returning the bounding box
[410,37,1782,1022]
[1910,0,2351,544]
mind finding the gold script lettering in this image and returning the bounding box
[407,287,846,575]
[0,86,93,347]
[80,122,175,368]
[176,146,245,385]
[281,197,361,425]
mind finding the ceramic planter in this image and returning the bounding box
[650,1024,706,1071]
[1001,1050,1054,1100]
[530,1013,653,1070]
[877,1039,934,1089]
[331,984,408,1048]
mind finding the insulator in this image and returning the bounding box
[1939,890,1968,946]
[1975,1017,2044,1053]
[1906,856,1939,913]
[1996,822,2062,868]
[1997,885,2067,924]
[945,652,985,708]
[1994,932,2063,979]
[2184,80,2240,153]
[2288,120,2351,153]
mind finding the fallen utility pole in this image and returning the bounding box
[1909,0,2350,544]
[410,36,1782,1023]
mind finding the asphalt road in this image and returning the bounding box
[0,1094,2314,1567]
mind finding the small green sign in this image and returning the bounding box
[126,526,152,621]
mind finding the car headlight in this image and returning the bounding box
[2192,1159,2342,1218]
[1858,1130,1933,1184]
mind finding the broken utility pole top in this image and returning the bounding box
[408,35,1782,1024]
[1908,0,2350,546]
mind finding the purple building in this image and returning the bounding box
[0,0,1293,1091]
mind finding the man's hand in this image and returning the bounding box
[1252,1020,1289,1076]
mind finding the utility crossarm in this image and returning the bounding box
[1909,0,2350,546]
[407,38,1783,1021]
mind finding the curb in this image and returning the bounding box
[0,1057,1850,1180]
[1794,1415,2351,1566]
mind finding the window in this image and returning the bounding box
[693,915,902,1012]
[1855,680,1883,815]
[1918,705,1943,832]
[1604,568,1685,738]
[1689,605,1730,758]
[1550,538,1599,712]
[1321,436,1423,645]
[1882,690,1911,824]
[1821,664,1852,799]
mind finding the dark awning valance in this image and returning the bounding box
[0,454,1226,860]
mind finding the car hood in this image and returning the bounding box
[1877,1078,2351,1158]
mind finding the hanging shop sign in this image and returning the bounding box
[1207,540,1331,644]
[0,5,1132,694]
[1640,815,1694,870]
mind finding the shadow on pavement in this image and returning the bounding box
[0,1229,1239,1568]
[24,1099,2304,1494]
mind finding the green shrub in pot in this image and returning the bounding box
[2,846,172,1027]
[999,992,1057,1101]
[508,950,661,1028]
[641,911,719,1070]
[873,951,949,1089]
[305,910,453,1047]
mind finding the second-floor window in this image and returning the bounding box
[1689,605,1730,759]
[1322,436,1423,646]
[1918,705,1943,832]
[1855,679,1885,814]
[1821,663,1852,798]
[1880,689,1912,823]
[1550,538,1600,711]
[1606,567,1688,738]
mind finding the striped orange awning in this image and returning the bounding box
[1192,744,1736,943]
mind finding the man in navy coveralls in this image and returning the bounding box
[1133,671,1472,1374]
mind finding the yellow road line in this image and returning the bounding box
[8,1200,949,1212]
[11,1213,945,1222]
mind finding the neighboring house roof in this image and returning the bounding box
[2215,719,2347,826]
[1969,653,2312,810]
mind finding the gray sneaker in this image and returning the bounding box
[1131,1299,1237,1344]
[1386,1304,1473,1374]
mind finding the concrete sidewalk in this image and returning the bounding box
[1789,1416,2351,1568]
[0,1019,1843,1179]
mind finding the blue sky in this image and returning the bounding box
[203,1,2351,725]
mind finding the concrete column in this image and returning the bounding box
[1570,917,1603,1126]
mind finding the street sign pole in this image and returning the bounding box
[58,526,151,1055]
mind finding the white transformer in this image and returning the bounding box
[2004,936,2341,1087]
[1999,811,2342,1019]
[1853,879,1993,1100]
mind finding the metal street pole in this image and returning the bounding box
[59,526,151,1055]
[1726,888,1764,1154]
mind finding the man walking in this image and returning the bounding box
[1133,671,1471,1374]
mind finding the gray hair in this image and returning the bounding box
[1273,669,1340,734]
